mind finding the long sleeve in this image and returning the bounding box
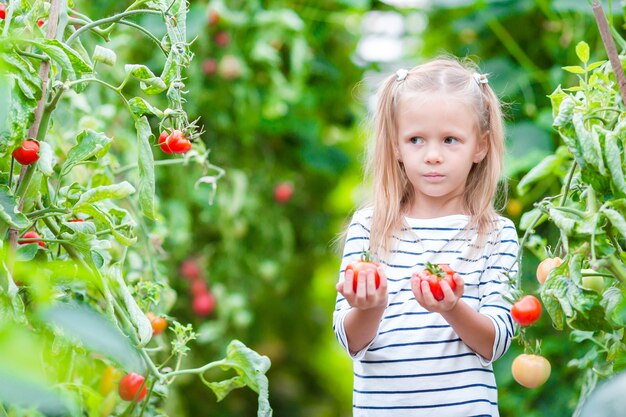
[332,209,377,359]
[477,217,519,365]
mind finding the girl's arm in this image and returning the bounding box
[337,267,388,354]
[439,297,495,360]
[412,276,495,360]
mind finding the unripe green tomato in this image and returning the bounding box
[581,269,604,293]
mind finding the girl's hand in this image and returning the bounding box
[411,272,464,313]
[336,266,387,310]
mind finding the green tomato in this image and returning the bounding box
[581,269,604,294]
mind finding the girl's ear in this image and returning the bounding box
[473,131,490,163]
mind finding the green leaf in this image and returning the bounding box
[109,265,152,348]
[519,207,548,231]
[39,302,144,373]
[75,182,136,206]
[562,65,586,74]
[16,243,40,261]
[72,204,137,246]
[586,60,606,71]
[61,130,112,176]
[203,376,247,402]
[604,131,626,194]
[573,112,601,169]
[128,97,164,118]
[0,186,30,229]
[37,141,55,176]
[92,45,117,66]
[0,370,72,416]
[517,154,560,195]
[553,97,575,127]
[22,39,92,80]
[602,207,626,240]
[135,117,156,219]
[541,273,570,330]
[124,64,166,95]
[549,207,584,235]
[576,41,590,64]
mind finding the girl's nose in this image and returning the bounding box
[424,144,443,164]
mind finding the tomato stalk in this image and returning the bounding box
[66,9,162,46]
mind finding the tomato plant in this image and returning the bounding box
[511,295,542,327]
[413,262,457,301]
[511,353,552,389]
[0,1,271,416]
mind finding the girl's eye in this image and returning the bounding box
[444,136,459,144]
[409,137,424,144]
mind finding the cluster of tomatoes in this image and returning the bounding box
[180,258,216,316]
[508,257,565,389]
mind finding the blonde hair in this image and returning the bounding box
[365,56,506,257]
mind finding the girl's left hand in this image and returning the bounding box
[411,272,464,313]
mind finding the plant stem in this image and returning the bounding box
[17,50,50,61]
[66,9,161,45]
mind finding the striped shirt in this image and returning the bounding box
[333,208,519,417]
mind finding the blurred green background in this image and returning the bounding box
[61,0,625,416]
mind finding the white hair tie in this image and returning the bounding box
[395,68,408,82]
[473,72,488,85]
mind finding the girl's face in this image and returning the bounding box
[396,92,487,217]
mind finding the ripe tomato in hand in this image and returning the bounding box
[511,353,551,388]
[536,257,563,284]
[19,231,46,248]
[12,140,40,165]
[118,372,147,402]
[415,263,457,301]
[346,256,380,292]
[511,295,542,326]
[146,312,167,336]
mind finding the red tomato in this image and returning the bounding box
[207,9,220,26]
[146,312,167,336]
[346,259,380,292]
[511,295,542,326]
[180,258,202,281]
[536,257,562,284]
[193,291,216,316]
[118,372,147,402]
[202,58,218,76]
[214,31,230,47]
[414,263,457,301]
[273,182,294,203]
[68,218,85,222]
[511,353,551,388]
[159,129,191,153]
[19,231,46,248]
[190,279,208,297]
[0,4,5,20]
[158,130,173,154]
[37,18,45,27]
[12,140,40,165]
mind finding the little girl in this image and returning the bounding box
[333,57,519,416]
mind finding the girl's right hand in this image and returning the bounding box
[336,266,388,310]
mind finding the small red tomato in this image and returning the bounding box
[414,263,457,301]
[0,4,6,20]
[207,9,220,26]
[214,31,230,47]
[19,231,46,248]
[180,258,203,281]
[190,279,208,297]
[273,182,294,203]
[193,291,216,316]
[158,130,173,154]
[146,312,167,336]
[511,295,542,326]
[68,218,85,222]
[346,256,380,293]
[202,58,218,76]
[37,18,45,27]
[118,372,147,402]
[164,130,192,154]
[12,140,40,165]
